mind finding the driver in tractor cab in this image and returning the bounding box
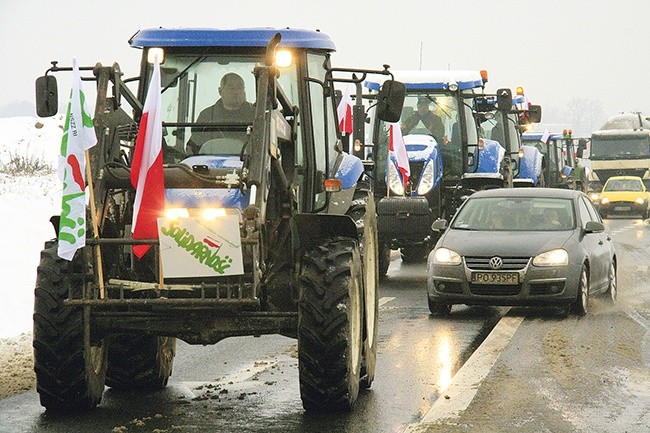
[401,97,446,143]
[187,72,256,154]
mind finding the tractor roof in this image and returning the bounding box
[365,70,484,91]
[522,131,565,142]
[129,28,336,51]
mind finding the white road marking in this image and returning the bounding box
[379,296,395,307]
[636,265,648,272]
[403,313,525,432]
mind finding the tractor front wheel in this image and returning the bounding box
[33,241,107,411]
[298,237,363,412]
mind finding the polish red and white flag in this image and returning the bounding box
[130,57,164,259]
[337,85,353,135]
[389,122,410,187]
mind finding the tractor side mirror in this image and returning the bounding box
[35,75,58,117]
[376,80,406,123]
[577,138,587,158]
[527,104,542,123]
[496,88,512,111]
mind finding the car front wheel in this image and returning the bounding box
[428,298,452,316]
[572,265,589,315]
[606,261,617,304]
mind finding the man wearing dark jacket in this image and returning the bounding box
[187,72,255,154]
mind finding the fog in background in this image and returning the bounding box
[2,0,649,135]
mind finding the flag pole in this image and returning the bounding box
[84,149,105,299]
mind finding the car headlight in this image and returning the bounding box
[635,197,645,205]
[417,161,435,195]
[387,160,405,196]
[533,249,568,267]
[600,197,610,205]
[432,247,462,265]
[589,193,599,202]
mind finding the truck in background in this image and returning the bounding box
[587,112,650,191]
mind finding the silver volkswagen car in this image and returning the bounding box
[427,188,617,316]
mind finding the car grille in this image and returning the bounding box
[464,256,531,271]
[469,284,522,296]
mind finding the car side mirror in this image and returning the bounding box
[584,220,605,233]
[376,80,406,123]
[35,75,58,117]
[431,218,448,231]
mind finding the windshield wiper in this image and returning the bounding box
[161,55,207,93]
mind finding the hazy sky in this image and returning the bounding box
[2,0,649,127]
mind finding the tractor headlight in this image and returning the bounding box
[417,161,435,195]
[275,50,293,68]
[147,47,165,64]
[165,207,228,220]
[600,197,610,205]
[432,248,462,265]
[202,208,227,220]
[533,249,568,267]
[635,197,645,205]
[448,82,459,92]
[590,193,599,202]
[165,208,189,220]
[387,161,405,196]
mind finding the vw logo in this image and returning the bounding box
[489,257,503,269]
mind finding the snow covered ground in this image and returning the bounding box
[0,115,64,339]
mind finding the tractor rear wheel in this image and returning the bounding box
[298,237,363,412]
[106,334,176,390]
[33,241,107,411]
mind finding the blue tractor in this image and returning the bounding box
[33,28,404,412]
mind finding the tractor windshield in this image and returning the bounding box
[377,93,475,179]
[156,53,298,160]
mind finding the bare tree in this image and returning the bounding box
[566,97,606,135]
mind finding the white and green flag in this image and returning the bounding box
[57,58,97,261]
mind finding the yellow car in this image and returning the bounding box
[592,176,650,219]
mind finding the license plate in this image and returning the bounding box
[471,272,519,285]
[614,206,630,211]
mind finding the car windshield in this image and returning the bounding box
[604,179,643,192]
[451,197,575,231]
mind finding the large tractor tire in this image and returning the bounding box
[106,334,176,391]
[360,195,379,389]
[298,237,363,412]
[33,241,107,411]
